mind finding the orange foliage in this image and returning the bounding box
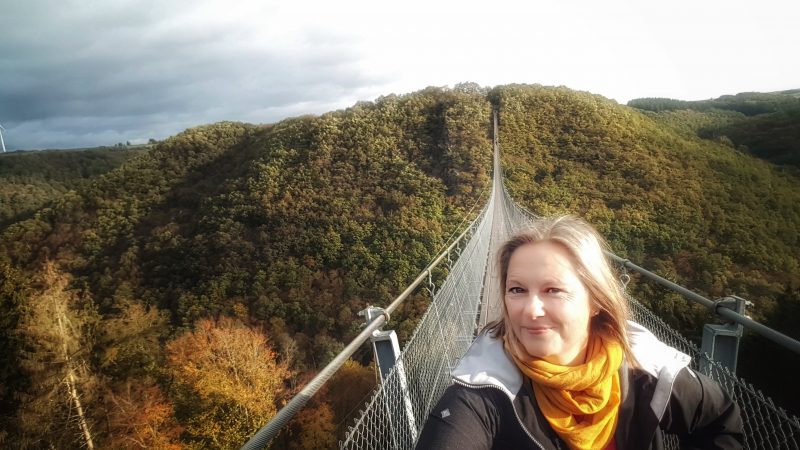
[104,381,183,450]
[165,316,291,417]
[327,360,376,427]
[286,402,337,450]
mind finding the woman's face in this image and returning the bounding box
[504,240,593,366]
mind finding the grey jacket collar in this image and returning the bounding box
[451,327,523,400]
[452,320,691,419]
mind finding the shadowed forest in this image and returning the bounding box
[1,83,798,449]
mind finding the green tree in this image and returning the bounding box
[0,260,30,445]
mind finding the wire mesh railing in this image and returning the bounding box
[340,180,497,449]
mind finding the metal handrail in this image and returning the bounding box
[606,252,800,355]
[241,206,486,450]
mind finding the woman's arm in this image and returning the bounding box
[662,368,744,450]
[414,384,499,450]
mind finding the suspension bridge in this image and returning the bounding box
[244,111,800,450]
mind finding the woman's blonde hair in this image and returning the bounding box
[487,215,634,363]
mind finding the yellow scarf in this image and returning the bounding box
[504,333,623,450]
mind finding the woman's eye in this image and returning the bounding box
[545,287,562,294]
[508,287,524,294]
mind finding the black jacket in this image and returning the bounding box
[415,322,743,450]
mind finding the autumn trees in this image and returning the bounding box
[0,89,492,448]
[165,317,290,447]
[10,268,294,449]
[14,263,98,449]
[628,91,800,168]
[0,147,138,227]
[102,381,182,450]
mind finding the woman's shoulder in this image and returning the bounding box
[624,366,743,441]
[624,361,700,423]
[626,321,691,378]
[668,367,734,408]
[451,331,524,400]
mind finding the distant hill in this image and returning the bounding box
[628,90,800,168]
[1,84,798,447]
[0,147,143,228]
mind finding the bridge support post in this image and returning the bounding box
[700,296,747,375]
[359,306,418,446]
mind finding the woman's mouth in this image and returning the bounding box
[521,326,551,335]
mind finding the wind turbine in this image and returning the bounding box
[0,123,6,152]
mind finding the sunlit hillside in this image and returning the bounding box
[0,85,492,449]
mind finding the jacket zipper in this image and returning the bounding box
[452,379,547,450]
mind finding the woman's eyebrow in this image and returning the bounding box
[506,276,567,285]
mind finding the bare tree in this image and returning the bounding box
[16,262,97,449]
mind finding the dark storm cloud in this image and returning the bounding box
[0,1,381,150]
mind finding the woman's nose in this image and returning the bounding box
[523,294,545,318]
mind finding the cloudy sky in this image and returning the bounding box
[1,0,797,150]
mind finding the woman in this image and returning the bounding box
[415,215,743,449]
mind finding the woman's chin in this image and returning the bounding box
[520,343,551,360]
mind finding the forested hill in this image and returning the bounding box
[0,147,142,227]
[628,90,800,168]
[0,86,492,449]
[1,83,799,449]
